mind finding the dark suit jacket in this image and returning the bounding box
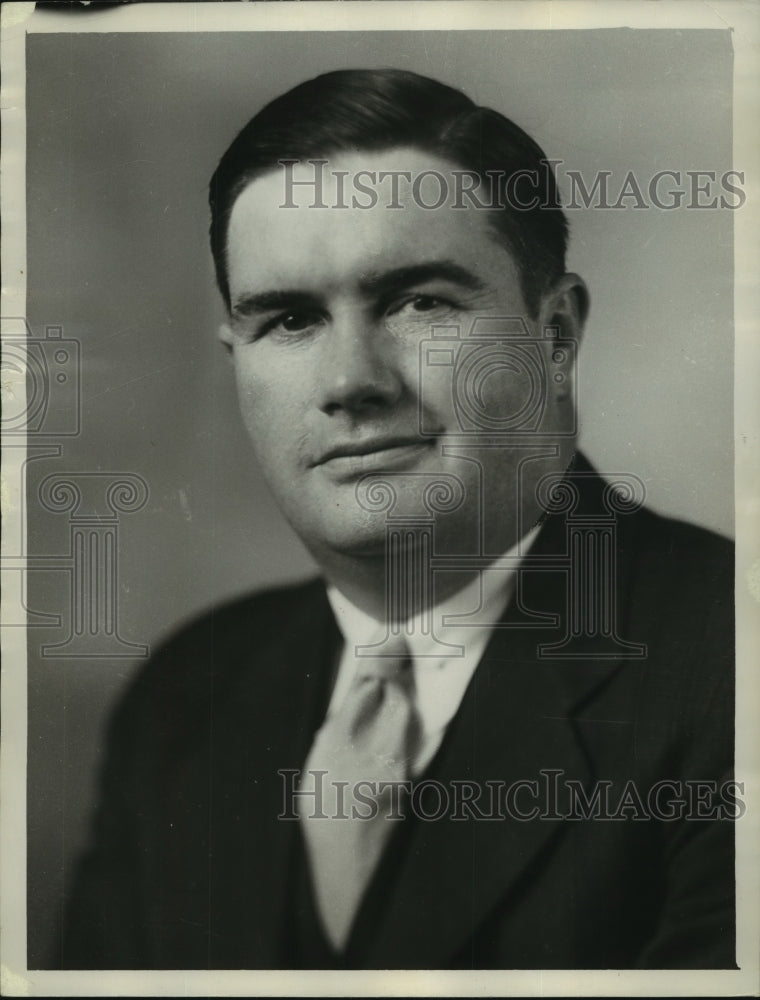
[59,456,735,969]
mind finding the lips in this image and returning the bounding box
[315,435,432,464]
[313,435,437,477]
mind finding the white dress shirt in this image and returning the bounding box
[324,525,541,776]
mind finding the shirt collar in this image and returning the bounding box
[324,525,542,761]
[326,523,541,660]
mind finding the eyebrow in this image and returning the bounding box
[232,289,317,318]
[230,259,486,318]
[358,260,486,297]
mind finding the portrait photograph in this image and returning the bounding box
[1,2,758,996]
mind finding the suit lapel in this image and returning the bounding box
[216,456,640,967]
[361,490,633,968]
[206,581,340,966]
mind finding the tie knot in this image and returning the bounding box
[356,655,411,682]
[354,634,411,683]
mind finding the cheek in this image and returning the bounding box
[481,363,548,428]
[232,358,298,448]
[419,355,539,430]
[417,364,457,422]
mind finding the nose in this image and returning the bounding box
[316,310,404,417]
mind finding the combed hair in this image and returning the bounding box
[209,68,568,315]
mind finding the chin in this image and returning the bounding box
[294,513,391,560]
[315,509,462,561]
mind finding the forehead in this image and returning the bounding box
[225,147,518,295]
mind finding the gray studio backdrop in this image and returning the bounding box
[25,29,733,965]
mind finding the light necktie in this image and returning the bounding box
[298,635,418,951]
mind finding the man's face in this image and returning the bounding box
[221,148,579,563]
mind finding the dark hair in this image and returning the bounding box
[209,68,568,316]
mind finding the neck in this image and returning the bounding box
[320,550,486,622]
[310,449,576,620]
[312,515,536,622]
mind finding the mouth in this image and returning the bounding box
[314,436,437,477]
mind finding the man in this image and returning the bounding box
[60,69,735,970]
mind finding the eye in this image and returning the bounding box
[280,311,318,331]
[384,293,458,333]
[387,294,455,317]
[262,309,324,338]
[409,294,445,313]
[400,294,448,313]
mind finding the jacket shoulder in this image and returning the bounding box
[620,505,734,736]
[109,575,330,738]
[155,575,328,656]
[624,503,733,597]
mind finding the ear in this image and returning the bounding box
[218,323,235,355]
[537,274,589,413]
[539,273,589,342]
